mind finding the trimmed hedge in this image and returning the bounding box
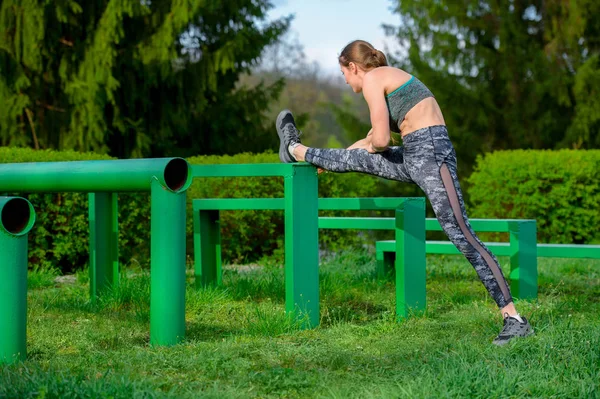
[467,149,600,244]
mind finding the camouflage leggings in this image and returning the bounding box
[305,125,513,308]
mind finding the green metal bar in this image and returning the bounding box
[284,164,319,327]
[192,163,294,177]
[508,221,538,299]
[319,217,395,230]
[194,198,285,211]
[318,197,412,210]
[426,241,512,256]
[0,197,35,364]
[426,218,535,232]
[150,179,187,346]
[395,198,426,319]
[89,192,119,300]
[376,249,395,280]
[537,244,600,259]
[378,240,513,256]
[0,158,192,193]
[195,210,222,287]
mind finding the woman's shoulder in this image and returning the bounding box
[365,67,412,92]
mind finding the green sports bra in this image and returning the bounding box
[384,76,434,133]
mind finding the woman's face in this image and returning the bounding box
[340,63,362,93]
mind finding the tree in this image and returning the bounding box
[385,0,600,172]
[0,0,290,158]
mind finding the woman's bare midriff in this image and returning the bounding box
[398,97,446,137]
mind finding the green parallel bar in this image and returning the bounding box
[89,192,119,300]
[284,164,319,327]
[192,163,294,177]
[0,197,35,364]
[378,240,512,256]
[319,217,395,230]
[425,218,535,232]
[0,158,192,193]
[318,197,414,210]
[194,198,285,211]
[508,221,538,300]
[395,198,426,319]
[537,244,600,259]
[150,179,187,346]
[195,210,222,287]
[193,197,423,212]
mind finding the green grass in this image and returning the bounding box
[1,252,599,398]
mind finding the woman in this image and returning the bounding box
[275,40,533,346]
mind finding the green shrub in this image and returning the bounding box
[467,149,600,244]
[0,147,151,273]
[187,151,386,262]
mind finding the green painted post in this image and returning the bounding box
[395,198,426,319]
[89,192,119,300]
[150,179,187,346]
[195,210,222,287]
[508,221,538,300]
[284,164,319,327]
[376,249,395,280]
[0,197,35,364]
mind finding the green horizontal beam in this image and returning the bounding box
[192,163,307,178]
[194,198,284,211]
[319,217,394,230]
[537,244,600,259]
[0,158,191,193]
[377,240,512,256]
[425,218,536,232]
[193,197,423,212]
[318,197,418,210]
[377,240,600,259]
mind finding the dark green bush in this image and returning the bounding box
[467,149,600,244]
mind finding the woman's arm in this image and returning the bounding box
[362,72,390,152]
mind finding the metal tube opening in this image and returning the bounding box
[164,158,189,191]
[1,198,31,235]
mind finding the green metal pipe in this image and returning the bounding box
[0,196,36,364]
[150,179,187,346]
[0,158,191,193]
[89,193,119,299]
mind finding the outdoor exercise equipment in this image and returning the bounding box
[0,158,192,346]
[0,196,35,364]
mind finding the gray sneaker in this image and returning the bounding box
[493,314,534,346]
[275,109,301,163]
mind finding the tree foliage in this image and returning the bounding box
[0,0,290,158]
[386,0,600,172]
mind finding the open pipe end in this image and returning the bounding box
[163,158,191,192]
[1,198,35,236]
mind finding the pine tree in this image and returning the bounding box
[385,0,600,170]
[0,0,290,157]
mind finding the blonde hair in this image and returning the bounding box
[338,40,388,69]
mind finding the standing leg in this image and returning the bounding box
[404,126,533,345]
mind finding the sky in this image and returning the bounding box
[267,0,401,75]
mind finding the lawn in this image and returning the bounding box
[1,251,599,398]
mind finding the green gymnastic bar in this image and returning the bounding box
[0,158,192,346]
[0,197,35,364]
[192,163,320,328]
